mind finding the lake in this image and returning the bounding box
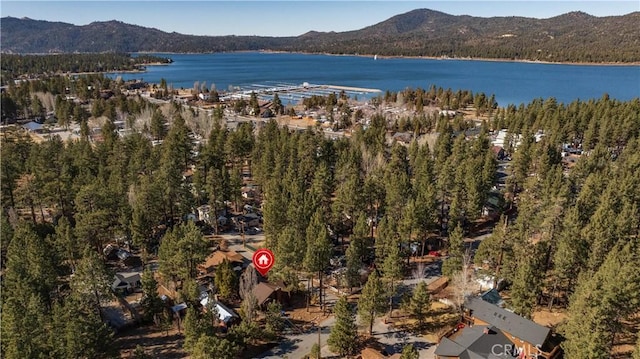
[111,52,640,107]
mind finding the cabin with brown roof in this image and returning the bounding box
[249,280,291,308]
[198,250,245,275]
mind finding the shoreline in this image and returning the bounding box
[258,50,640,67]
[135,50,640,67]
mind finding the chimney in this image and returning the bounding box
[483,327,490,335]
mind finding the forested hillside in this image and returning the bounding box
[2,9,639,62]
[1,72,639,357]
[0,53,172,83]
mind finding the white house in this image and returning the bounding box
[199,295,239,325]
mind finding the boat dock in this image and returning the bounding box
[219,82,381,103]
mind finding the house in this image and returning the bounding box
[439,110,458,117]
[199,295,239,327]
[482,192,505,220]
[242,187,257,199]
[237,212,260,227]
[491,145,506,160]
[435,297,562,359]
[251,281,290,307]
[197,205,227,227]
[111,271,142,294]
[198,250,245,275]
[22,121,44,133]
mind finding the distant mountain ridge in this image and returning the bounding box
[2,9,639,63]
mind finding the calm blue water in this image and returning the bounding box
[112,52,640,106]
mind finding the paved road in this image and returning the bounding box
[257,309,437,359]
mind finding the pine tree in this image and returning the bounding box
[190,335,239,359]
[442,224,465,277]
[562,239,640,358]
[264,301,285,335]
[54,215,81,272]
[400,344,419,359]
[509,241,548,318]
[303,209,332,310]
[1,291,51,359]
[50,297,116,359]
[551,207,588,304]
[140,268,164,323]
[183,306,209,352]
[327,296,358,356]
[70,247,114,321]
[358,270,387,335]
[407,281,431,328]
[345,232,365,290]
[158,221,209,282]
[215,258,238,300]
[131,345,151,359]
[381,237,403,317]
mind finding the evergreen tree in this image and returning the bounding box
[400,344,419,359]
[70,247,114,321]
[54,216,81,272]
[131,345,151,359]
[272,93,283,114]
[3,222,58,303]
[1,292,51,359]
[442,224,465,277]
[189,335,239,359]
[303,209,332,310]
[183,306,209,352]
[358,270,387,335]
[551,207,589,304]
[140,268,164,323]
[158,221,209,282]
[309,343,321,359]
[562,239,640,358]
[50,297,116,359]
[345,234,365,290]
[381,237,403,316]
[407,281,431,328]
[509,241,548,318]
[327,296,358,356]
[264,301,285,336]
[214,258,238,300]
[473,215,510,286]
[150,109,167,140]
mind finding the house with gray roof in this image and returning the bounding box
[435,297,562,359]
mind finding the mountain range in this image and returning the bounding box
[2,9,639,63]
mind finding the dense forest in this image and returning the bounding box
[0,53,172,85]
[1,69,639,358]
[2,9,640,63]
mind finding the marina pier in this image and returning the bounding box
[219,82,381,103]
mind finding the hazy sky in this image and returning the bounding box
[2,1,639,37]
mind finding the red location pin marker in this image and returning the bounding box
[252,248,275,276]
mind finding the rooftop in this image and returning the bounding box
[465,297,550,347]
